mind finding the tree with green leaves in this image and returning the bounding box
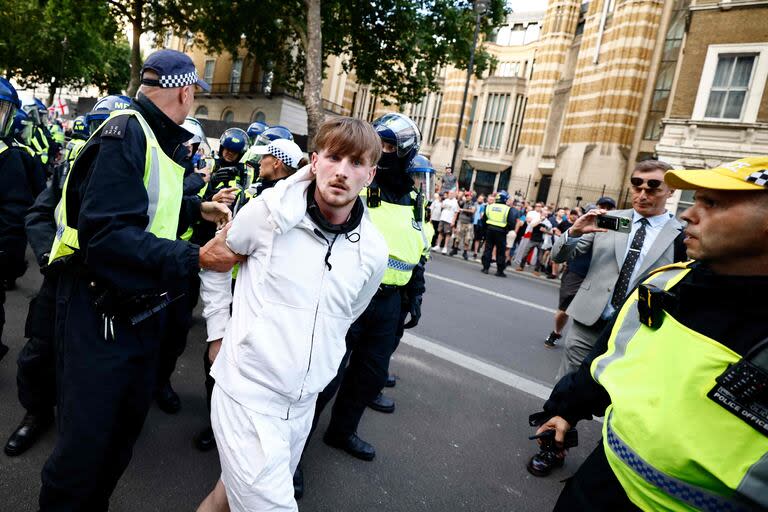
[0,0,131,105]
[174,0,506,146]
[107,0,192,97]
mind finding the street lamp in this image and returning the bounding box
[450,0,488,179]
[57,36,69,103]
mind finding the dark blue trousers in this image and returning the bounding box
[39,271,165,512]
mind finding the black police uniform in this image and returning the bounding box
[481,201,514,275]
[5,179,66,457]
[535,263,768,511]
[0,137,44,358]
[38,92,203,511]
[313,176,426,446]
[153,156,210,409]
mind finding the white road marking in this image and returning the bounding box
[425,272,558,314]
[401,333,553,400]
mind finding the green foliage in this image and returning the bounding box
[0,0,131,94]
[180,0,507,106]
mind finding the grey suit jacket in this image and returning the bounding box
[551,209,683,326]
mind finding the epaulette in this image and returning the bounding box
[100,114,131,139]
[647,260,695,276]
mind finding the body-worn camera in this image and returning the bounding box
[596,214,632,233]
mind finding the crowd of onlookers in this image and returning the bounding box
[428,175,615,281]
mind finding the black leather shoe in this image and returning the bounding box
[293,464,304,500]
[4,412,54,457]
[495,271,507,278]
[526,449,565,477]
[193,426,216,452]
[481,268,489,274]
[385,374,396,388]
[368,393,395,413]
[155,382,181,414]
[323,431,376,461]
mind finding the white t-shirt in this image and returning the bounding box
[430,200,442,222]
[439,198,459,223]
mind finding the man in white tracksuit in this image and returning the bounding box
[196,117,388,511]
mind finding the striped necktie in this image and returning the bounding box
[611,218,649,310]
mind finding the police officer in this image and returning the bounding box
[530,156,768,511]
[4,96,131,458]
[64,116,89,160]
[38,49,237,511]
[481,190,514,277]
[153,117,214,415]
[0,77,43,359]
[23,98,56,174]
[313,112,426,460]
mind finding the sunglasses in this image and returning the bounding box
[630,177,663,189]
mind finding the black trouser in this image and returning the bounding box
[40,271,166,511]
[316,288,402,438]
[430,221,439,246]
[155,275,200,390]
[482,228,507,274]
[553,442,640,511]
[17,275,58,416]
[0,288,5,347]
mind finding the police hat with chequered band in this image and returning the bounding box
[252,138,304,170]
[140,49,210,92]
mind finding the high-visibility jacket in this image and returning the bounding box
[49,109,184,264]
[592,262,768,511]
[64,138,86,163]
[362,188,428,287]
[29,126,50,164]
[485,202,510,228]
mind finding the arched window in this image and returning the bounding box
[251,110,266,123]
[222,109,235,123]
[194,105,209,118]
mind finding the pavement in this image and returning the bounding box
[0,252,603,511]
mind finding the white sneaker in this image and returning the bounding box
[431,246,439,252]
[441,247,448,254]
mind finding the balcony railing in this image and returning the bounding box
[203,82,269,96]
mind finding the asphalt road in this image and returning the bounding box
[0,253,602,511]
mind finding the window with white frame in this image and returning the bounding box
[704,55,755,119]
[203,59,215,85]
[693,44,768,123]
[229,59,243,93]
[478,93,509,150]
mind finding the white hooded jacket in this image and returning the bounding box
[201,165,387,419]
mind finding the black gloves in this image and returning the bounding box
[403,295,422,329]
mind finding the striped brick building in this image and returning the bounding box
[514,0,674,207]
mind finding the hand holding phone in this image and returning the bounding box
[596,215,632,233]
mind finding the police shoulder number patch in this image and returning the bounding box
[100,115,130,139]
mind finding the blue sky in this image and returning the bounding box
[509,0,549,11]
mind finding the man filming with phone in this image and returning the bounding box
[527,160,685,477]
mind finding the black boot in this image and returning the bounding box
[526,449,565,477]
[4,411,54,457]
[323,431,376,461]
[154,381,181,414]
[193,426,216,452]
[368,392,395,413]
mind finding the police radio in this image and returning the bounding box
[707,337,768,437]
[367,184,381,208]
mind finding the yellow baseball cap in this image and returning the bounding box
[664,156,768,191]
